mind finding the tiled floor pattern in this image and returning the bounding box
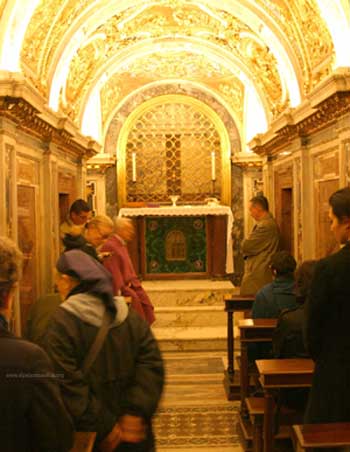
[154,352,243,452]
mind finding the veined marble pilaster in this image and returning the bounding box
[42,145,59,292]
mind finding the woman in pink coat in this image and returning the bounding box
[101,217,155,325]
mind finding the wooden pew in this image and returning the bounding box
[223,294,255,400]
[292,423,350,451]
[238,318,277,413]
[244,397,291,452]
[256,358,314,452]
[70,432,96,452]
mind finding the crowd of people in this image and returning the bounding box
[1,186,350,451]
[241,187,350,442]
[1,199,163,452]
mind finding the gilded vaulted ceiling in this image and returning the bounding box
[15,0,336,140]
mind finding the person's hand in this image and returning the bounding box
[119,415,146,443]
[99,422,121,452]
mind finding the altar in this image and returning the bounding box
[119,205,234,279]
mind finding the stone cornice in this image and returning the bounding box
[0,73,99,159]
[87,152,116,174]
[231,153,263,169]
[250,70,350,157]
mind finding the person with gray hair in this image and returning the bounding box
[0,236,74,452]
[101,217,155,324]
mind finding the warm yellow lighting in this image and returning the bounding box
[193,2,228,27]
[117,4,149,30]
[0,0,40,71]
[49,28,86,111]
[81,87,102,142]
[258,25,301,107]
[245,82,268,142]
[316,0,350,68]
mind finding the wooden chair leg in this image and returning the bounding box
[252,420,263,452]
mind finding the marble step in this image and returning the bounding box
[153,305,226,328]
[143,279,237,307]
[152,325,238,352]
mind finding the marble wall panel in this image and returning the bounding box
[17,183,38,332]
[231,164,244,285]
[105,165,118,219]
[5,144,14,237]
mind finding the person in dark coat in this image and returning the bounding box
[25,292,62,346]
[273,260,317,359]
[273,260,317,412]
[252,250,297,319]
[44,249,164,452]
[304,187,350,428]
[249,251,298,361]
[0,236,74,452]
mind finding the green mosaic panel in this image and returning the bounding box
[145,216,207,274]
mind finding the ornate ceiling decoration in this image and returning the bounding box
[18,0,335,137]
[253,0,334,91]
[99,57,245,129]
[58,3,286,126]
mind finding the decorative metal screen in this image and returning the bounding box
[125,102,222,204]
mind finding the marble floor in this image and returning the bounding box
[154,351,243,452]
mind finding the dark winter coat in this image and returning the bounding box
[43,294,164,451]
[273,305,310,412]
[0,318,74,452]
[252,277,297,319]
[304,242,350,423]
[248,277,297,362]
[273,305,308,359]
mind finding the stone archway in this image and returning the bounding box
[104,82,241,158]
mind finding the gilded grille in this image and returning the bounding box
[125,102,222,204]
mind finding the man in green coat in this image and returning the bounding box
[240,195,280,295]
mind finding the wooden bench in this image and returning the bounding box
[223,294,255,400]
[292,423,350,451]
[239,318,277,413]
[70,432,96,452]
[243,397,292,452]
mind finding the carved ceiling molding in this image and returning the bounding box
[99,68,245,131]
[19,0,317,123]
[74,36,272,128]
[0,96,97,158]
[250,91,350,157]
[103,82,241,158]
[19,0,333,103]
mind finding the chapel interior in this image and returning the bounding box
[0,0,350,450]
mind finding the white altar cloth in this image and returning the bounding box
[119,205,234,273]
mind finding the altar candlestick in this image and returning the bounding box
[132,152,136,182]
[211,151,216,181]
